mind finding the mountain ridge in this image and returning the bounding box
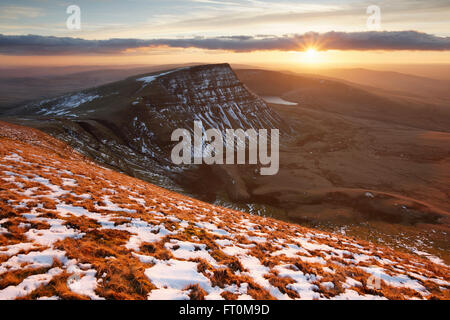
[4,63,289,202]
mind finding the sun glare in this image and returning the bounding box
[306,48,317,58]
[303,48,320,63]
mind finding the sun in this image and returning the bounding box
[300,47,323,64]
[305,48,317,58]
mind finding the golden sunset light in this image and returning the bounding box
[304,48,319,63]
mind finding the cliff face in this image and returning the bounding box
[7,64,287,200]
[122,64,287,172]
[0,121,448,300]
[137,64,284,132]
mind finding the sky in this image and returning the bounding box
[0,0,449,68]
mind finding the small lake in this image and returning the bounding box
[261,96,298,106]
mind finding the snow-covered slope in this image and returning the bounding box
[0,121,448,300]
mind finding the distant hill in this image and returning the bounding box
[302,68,450,105]
[236,68,450,132]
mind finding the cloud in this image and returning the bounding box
[0,6,44,20]
[0,31,449,55]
